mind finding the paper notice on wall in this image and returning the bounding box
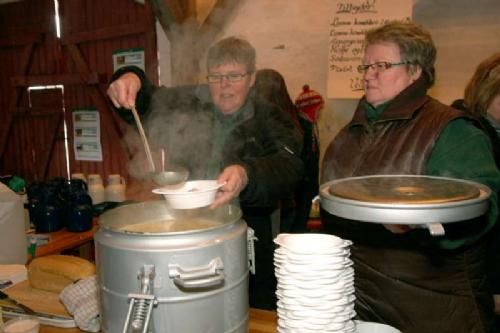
[72,109,103,161]
[327,0,412,98]
[112,48,145,72]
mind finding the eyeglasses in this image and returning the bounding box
[357,61,411,74]
[207,72,250,84]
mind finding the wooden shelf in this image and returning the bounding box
[31,220,99,258]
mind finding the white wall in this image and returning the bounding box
[158,0,500,162]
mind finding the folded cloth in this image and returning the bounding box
[59,275,100,332]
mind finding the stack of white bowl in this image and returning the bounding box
[274,233,356,333]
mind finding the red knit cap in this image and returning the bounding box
[295,84,324,122]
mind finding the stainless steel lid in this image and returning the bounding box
[320,175,491,236]
[328,175,481,204]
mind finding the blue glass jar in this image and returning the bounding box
[67,204,93,232]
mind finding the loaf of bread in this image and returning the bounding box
[28,255,96,293]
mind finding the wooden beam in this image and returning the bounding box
[66,44,125,141]
[186,0,197,20]
[41,114,63,180]
[149,0,184,31]
[13,106,63,116]
[61,23,149,45]
[165,0,190,20]
[0,43,35,163]
[197,0,241,49]
[144,29,159,85]
[162,0,241,85]
[0,33,42,48]
[168,22,200,85]
[10,72,105,86]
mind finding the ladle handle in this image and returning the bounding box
[131,106,155,172]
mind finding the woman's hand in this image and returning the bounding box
[494,294,500,315]
[107,72,142,109]
[210,165,248,208]
[383,224,412,234]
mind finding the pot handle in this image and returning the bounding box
[168,257,224,289]
[426,223,445,236]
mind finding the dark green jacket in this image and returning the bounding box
[112,66,304,209]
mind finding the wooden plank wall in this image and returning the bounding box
[0,0,158,187]
[0,0,53,181]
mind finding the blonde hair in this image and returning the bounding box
[464,53,500,116]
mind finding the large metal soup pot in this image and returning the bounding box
[95,201,248,333]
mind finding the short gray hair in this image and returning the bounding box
[207,36,256,73]
[365,21,436,87]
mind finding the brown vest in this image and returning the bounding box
[322,95,466,182]
[320,81,494,332]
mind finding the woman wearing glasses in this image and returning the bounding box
[107,36,304,310]
[321,22,500,332]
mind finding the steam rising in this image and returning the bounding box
[124,2,243,190]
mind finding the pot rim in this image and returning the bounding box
[98,201,243,235]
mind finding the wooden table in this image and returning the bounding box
[31,222,99,258]
[36,308,277,333]
[248,308,278,332]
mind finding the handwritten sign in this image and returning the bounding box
[327,0,412,98]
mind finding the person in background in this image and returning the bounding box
[254,69,320,233]
[321,21,500,333]
[107,36,304,310]
[452,53,500,164]
[451,53,500,329]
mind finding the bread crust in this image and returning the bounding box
[28,255,95,293]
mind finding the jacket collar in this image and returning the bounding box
[351,75,429,126]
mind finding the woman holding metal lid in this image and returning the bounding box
[321,21,500,333]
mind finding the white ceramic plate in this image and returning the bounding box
[354,321,402,333]
[274,233,352,254]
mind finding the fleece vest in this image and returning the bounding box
[322,96,466,182]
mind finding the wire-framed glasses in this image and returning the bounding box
[357,61,411,74]
[207,72,250,84]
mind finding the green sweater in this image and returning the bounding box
[365,101,500,249]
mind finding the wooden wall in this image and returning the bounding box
[0,0,158,185]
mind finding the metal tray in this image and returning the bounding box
[320,175,491,235]
[1,305,76,328]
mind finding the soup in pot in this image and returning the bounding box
[118,218,221,233]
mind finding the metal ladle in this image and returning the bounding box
[130,106,188,186]
[151,149,188,187]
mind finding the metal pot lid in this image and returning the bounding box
[320,175,491,224]
[329,175,481,204]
